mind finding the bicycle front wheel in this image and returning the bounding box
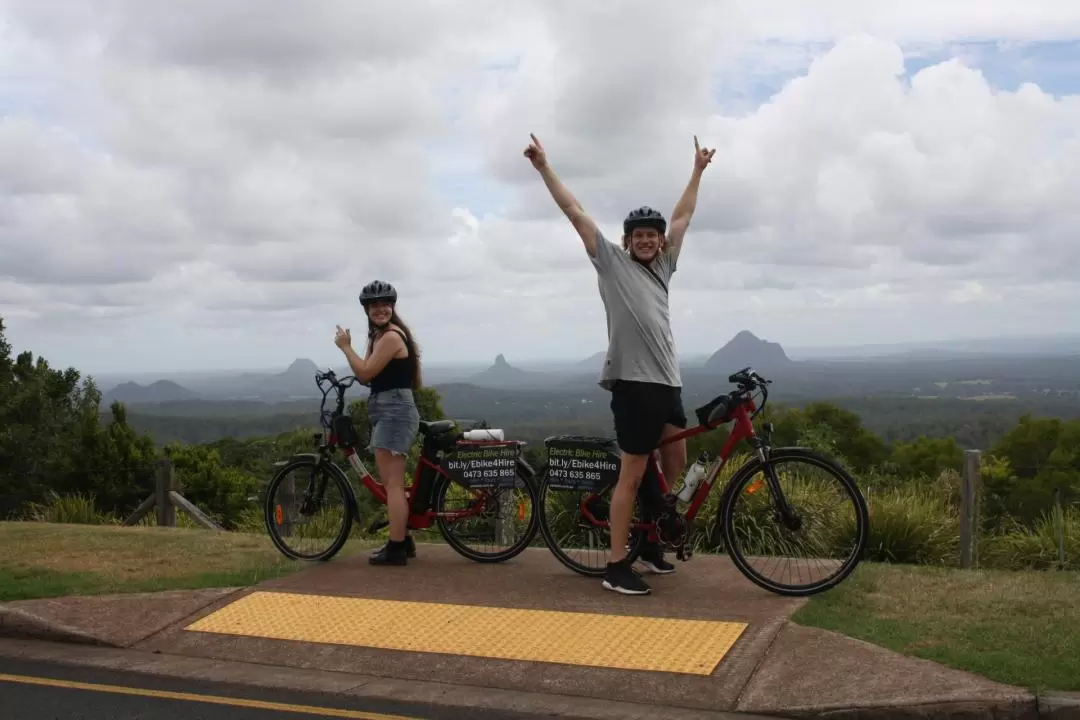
[264,456,355,561]
[718,448,869,597]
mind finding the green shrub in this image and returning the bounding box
[980,506,1079,571]
[23,491,114,525]
[857,484,958,565]
[232,506,266,534]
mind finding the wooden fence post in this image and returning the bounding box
[1054,487,1066,571]
[123,457,224,531]
[156,458,176,527]
[496,490,516,547]
[960,449,981,569]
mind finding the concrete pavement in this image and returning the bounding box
[1,544,1075,719]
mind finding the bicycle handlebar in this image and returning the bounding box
[314,369,358,423]
[315,368,357,391]
[728,366,772,419]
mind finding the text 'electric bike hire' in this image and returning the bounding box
[263,369,541,563]
[536,367,870,597]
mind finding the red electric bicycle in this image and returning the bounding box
[263,369,541,563]
[536,367,870,597]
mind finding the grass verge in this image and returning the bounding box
[0,521,374,601]
[792,562,1080,693]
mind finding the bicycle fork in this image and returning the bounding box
[299,458,331,516]
[750,425,801,532]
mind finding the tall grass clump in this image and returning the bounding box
[856,484,958,565]
[23,491,114,525]
[980,505,1079,571]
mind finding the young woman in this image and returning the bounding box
[334,279,422,566]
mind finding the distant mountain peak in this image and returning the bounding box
[147,379,187,389]
[285,358,320,374]
[102,378,199,404]
[493,354,510,368]
[705,330,792,371]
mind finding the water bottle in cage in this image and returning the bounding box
[675,452,709,503]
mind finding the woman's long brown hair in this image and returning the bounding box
[367,310,423,389]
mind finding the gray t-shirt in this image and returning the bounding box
[589,228,681,390]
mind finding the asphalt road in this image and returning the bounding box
[0,656,543,720]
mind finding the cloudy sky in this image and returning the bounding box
[2,1,1080,374]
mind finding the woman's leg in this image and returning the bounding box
[368,392,421,566]
[375,447,408,542]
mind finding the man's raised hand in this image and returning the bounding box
[524,133,547,170]
[693,135,716,172]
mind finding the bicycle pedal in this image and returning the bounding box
[368,519,389,534]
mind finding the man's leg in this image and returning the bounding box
[604,381,666,595]
[659,388,689,481]
[637,388,689,574]
[658,425,688,489]
[608,451,648,565]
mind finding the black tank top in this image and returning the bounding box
[369,328,415,393]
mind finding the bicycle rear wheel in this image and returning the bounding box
[433,467,540,563]
[718,447,869,596]
[264,456,355,561]
[536,462,648,577]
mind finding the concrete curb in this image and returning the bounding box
[749,692,1080,720]
[1039,693,1080,720]
[751,697,1038,720]
[0,606,119,648]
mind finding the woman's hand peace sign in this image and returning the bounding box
[334,325,352,350]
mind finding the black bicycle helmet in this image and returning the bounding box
[358,280,397,307]
[623,205,667,235]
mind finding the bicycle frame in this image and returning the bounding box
[302,369,529,533]
[576,367,797,543]
[329,433,511,532]
[647,398,762,526]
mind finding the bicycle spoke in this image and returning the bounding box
[722,451,868,595]
[265,460,353,561]
[435,473,538,562]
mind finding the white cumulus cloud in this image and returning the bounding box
[1,0,1079,374]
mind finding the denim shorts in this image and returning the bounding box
[367,388,420,456]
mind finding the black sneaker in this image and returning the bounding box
[636,541,675,574]
[369,539,409,566]
[602,559,651,595]
[371,535,416,559]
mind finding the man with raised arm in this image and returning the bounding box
[524,133,715,595]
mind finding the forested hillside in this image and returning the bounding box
[95,330,1080,450]
[3,316,1078,571]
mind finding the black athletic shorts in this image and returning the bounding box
[609,380,688,456]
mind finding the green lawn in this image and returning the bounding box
[0,521,372,601]
[793,562,1080,693]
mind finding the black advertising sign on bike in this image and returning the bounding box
[545,435,620,490]
[441,441,523,489]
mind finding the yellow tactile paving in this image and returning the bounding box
[185,591,747,676]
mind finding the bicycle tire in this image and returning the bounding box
[717,447,869,597]
[433,467,541,563]
[264,456,356,562]
[536,462,648,578]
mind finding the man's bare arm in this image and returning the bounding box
[525,133,600,257]
[667,136,715,260]
[536,164,600,257]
